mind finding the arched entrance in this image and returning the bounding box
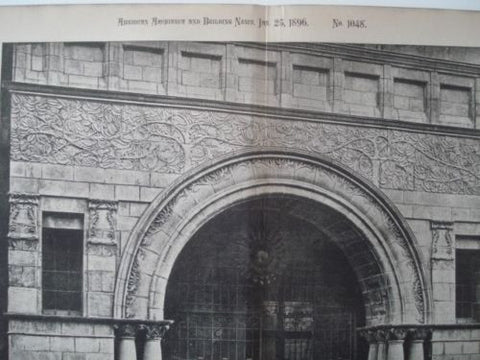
[163,197,368,360]
[113,149,431,359]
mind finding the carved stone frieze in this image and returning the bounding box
[88,199,118,247]
[8,193,40,248]
[11,93,480,195]
[431,221,454,261]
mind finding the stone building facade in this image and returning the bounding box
[1,42,480,360]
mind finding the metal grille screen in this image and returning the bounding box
[164,200,365,360]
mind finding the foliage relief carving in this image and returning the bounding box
[88,200,118,246]
[11,94,480,195]
[8,193,40,248]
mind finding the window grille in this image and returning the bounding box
[42,212,83,314]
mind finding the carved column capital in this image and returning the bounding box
[358,329,377,343]
[388,327,408,341]
[431,221,454,261]
[374,329,388,342]
[8,192,40,248]
[409,327,430,341]
[144,323,170,341]
[116,324,137,338]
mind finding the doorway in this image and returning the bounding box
[164,197,367,360]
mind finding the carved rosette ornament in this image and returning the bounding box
[88,199,118,247]
[431,221,454,261]
[8,193,40,249]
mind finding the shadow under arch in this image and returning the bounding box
[113,149,431,326]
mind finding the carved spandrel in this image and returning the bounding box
[8,193,39,243]
[431,221,454,261]
[88,200,118,247]
[11,93,480,195]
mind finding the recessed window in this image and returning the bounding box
[456,249,480,321]
[42,212,84,314]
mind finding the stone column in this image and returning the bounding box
[143,324,169,360]
[375,329,388,360]
[407,328,429,360]
[359,330,378,360]
[387,328,407,360]
[118,324,137,360]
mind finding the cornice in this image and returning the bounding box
[234,42,480,77]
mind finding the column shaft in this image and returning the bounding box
[143,339,162,360]
[368,342,378,360]
[408,340,424,360]
[119,337,137,360]
[377,342,387,360]
[387,339,404,360]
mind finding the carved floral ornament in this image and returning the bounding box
[114,322,171,339]
[10,93,480,195]
[431,221,454,261]
[8,192,40,241]
[358,326,431,343]
[117,151,429,325]
[88,199,118,246]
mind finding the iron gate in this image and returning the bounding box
[164,265,359,360]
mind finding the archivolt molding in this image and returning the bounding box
[11,93,480,195]
[114,150,430,325]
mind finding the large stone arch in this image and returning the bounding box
[114,149,431,326]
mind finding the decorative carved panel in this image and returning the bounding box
[11,93,480,195]
[8,193,40,248]
[431,221,454,261]
[88,199,118,247]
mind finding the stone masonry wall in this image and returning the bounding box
[11,42,480,128]
[8,318,114,360]
[8,89,480,327]
[432,328,480,360]
[5,42,480,358]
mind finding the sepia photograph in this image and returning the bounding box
[0,8,480,359]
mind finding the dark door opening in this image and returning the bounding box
[164,198,366,360]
